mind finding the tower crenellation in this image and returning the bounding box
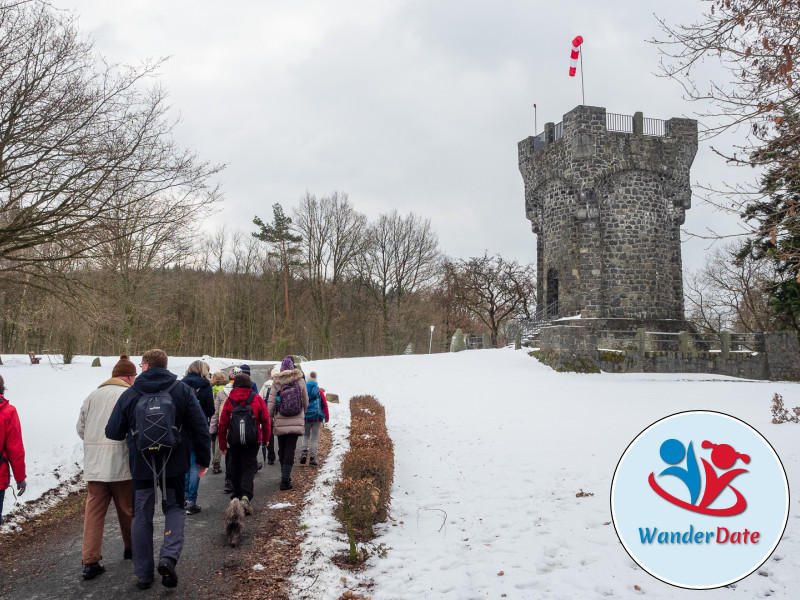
[518,105,697,326]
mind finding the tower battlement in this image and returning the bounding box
[518,105,697,323]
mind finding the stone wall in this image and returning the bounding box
[534,325,800,381]
[518,105,697,322]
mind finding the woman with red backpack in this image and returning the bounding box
[0,374,27,524]
[266,357,309,490]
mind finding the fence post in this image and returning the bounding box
[679,331,689,357]
[637,328,647,354]
[721,331,731,360]
[633,111,644,136]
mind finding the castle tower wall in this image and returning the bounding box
[518,105,697,324]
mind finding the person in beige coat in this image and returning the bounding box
[266,357,308,490]
[76,355,136,581]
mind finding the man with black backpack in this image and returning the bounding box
[217,373,270,515]
[105,349,211,591]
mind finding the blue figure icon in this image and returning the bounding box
[658,439,701,505]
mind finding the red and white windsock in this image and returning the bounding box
[569,35,583,77]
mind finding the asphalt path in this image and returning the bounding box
[0,456,287,598]
[0,365,286,600]
[0,363,287,599]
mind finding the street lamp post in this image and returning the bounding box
[429,325,435,354]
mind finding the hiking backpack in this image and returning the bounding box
[305,383,324,421]
[229,391,259,446]
[132,381,180,455]
[277,379,303,417]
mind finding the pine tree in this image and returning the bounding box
[737,106,800,332]
[253,204,302,320]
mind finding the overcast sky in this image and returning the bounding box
[61,0,745,272]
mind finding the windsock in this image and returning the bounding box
[569,35,583,77]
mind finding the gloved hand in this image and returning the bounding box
[17,480,26,496]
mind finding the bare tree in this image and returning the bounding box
[361,210,440,354]
[293,191,367,358]
[0,2,221,288]
[451,253,536,347]
[685,244,781,333]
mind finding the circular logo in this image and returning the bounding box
[610,411,789,589]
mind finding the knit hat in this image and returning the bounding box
[309,371,318,382]
[240,364,251,375]
[112,354,137,378]
[280,356,295,371]
[229,366,243,379]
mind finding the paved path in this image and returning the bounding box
[0,457,286,598]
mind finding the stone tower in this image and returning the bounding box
[518,105,697,330]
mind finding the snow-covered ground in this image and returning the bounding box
[3,349,800,598]
[292,349,800,600]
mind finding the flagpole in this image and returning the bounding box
[534,104,538,134]
[580,50,585,105]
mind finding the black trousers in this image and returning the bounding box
[266,430,276,462]
[277,433,299,467]
[227,444,260,500]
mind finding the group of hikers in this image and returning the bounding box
[0,350,330,591]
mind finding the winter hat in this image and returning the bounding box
[270,364,281,378]
[309,371,318,382]
[229,366,243,380]
[112,354,137,378]
[240,364,251,375]
[280,356,295,371]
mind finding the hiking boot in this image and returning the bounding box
[124,548,132,560]
[82,562,105,580]
[267,459,275,465]
[241,496,253,515]
[212,465,222,474]
[137,576,153,590]
[299,454,307,465]
[185,502,201,515]
[279,479,293,491]
[309,457,318,466]
[157,557,178,588]
[223,480,233,494]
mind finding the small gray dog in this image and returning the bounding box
[224,498,245,547]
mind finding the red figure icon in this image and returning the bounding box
[697,441,750,512]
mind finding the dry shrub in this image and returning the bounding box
[771,393,800,424]
[334,395,395,561]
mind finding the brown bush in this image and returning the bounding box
[334,394,395,556]
[771,393,800,424]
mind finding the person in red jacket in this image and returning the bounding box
[0,374,27,524]
[218,373,270,516]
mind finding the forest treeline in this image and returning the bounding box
[0,195,536,360]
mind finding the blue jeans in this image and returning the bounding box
[184,451,199,504]
[0,488,5,524]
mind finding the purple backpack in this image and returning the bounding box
[278,380,302,417]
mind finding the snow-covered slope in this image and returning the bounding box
[293,349,800,599]
[3,349,799,598]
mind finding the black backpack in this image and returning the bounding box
[133,381,180,455]
[229,391,259,446]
